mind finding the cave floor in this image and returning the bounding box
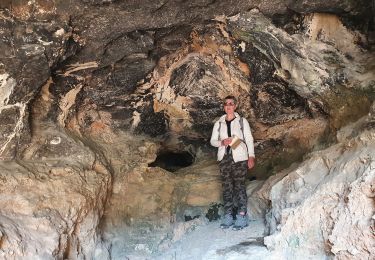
[150,219,278,260]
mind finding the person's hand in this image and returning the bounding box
[248,157,255,169]
[221,138,232,146]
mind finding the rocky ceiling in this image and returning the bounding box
[1,0,374,175]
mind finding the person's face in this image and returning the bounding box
[223,99,237,114]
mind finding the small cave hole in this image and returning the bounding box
[149,151,194,172]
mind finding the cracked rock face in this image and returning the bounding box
[263,107,375,259]
[0,0,374,259]
[0,149,111,259]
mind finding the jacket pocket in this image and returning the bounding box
[235,142,248,158]
[218,146,225,161]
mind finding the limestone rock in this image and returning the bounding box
[0,8,78,159]
[246,180,268,221]
[228,10,374,101]
[0,1,374,259]
[1,0,372,174]
[101,158,223,257]
[0,159,111,259]
[263,115,375,259]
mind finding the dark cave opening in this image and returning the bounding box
[148,151,194,172]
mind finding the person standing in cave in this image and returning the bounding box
[210,95,255,230]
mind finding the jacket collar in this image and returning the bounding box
[218,112,240,122]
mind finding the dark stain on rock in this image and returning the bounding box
[253,138,309,179]
[50,74,80,97]
[170,58,221,97]
[271,10,304,35]
[189,96,223,138]
[216,237,266,255]
[134,98,168,137]
[322,85,372,130]
[152,25,193,59]
[205,203,221,222]
[101,30,155,66]
[251,82,309,125]
[236,42,275,85]
[184,215,200,222]
[108,56,156,94]
[109,109,134,122]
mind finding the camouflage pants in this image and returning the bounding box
[219,154,248,214]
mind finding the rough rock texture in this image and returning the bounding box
[246,180,268,221]
[263,106,375,259]
[0,8,75,159]
[0,0,373,174]
[0,0,374,259]
[102,155,223,257]
[229,10,373,118]
[0,149,111,259]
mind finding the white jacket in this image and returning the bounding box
[210,112,255,162]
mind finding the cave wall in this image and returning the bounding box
[262,104,375,259]
[0,0,373,169]
[0,0,374,258]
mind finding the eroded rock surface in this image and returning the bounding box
[0,153,111,259]
[0,0,374,259]
[263,107,375,259]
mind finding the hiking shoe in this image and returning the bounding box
[220,213,234,229]
[232,214,248,230]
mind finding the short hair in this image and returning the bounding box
[223,95,237,104]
